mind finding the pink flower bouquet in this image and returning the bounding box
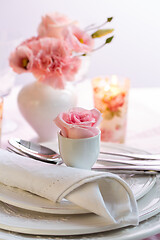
[54,107,102,169]
[9,12,114,89]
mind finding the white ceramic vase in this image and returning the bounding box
[18,81,77,141]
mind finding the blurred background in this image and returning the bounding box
[0,0,160,87]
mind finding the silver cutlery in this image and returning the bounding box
[7,147,158,175]
[100,150,160,160]
[8,138,60,163]
[7,146,28,157]
[7,141,158,175]
[97,157,160,166]
[7,146,63,165]
[8,138,160,166]
[92,168,158,175]
[93,164,160,172]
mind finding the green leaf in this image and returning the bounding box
[91,29,114,38]
[105,36,114,44]
[107,17,113,22]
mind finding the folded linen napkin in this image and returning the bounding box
[0,149,139,226]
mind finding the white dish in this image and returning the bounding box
[0,143,156,214]
[0,176,159,237]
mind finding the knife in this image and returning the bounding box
[92,168,158,175]
[92,164,160,172]
[98,157,160,166]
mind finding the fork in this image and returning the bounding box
[100,150,160,160]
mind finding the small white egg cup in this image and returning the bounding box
[58,130,100,169]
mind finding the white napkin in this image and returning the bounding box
[0,149,139,227]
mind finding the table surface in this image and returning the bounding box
[1,81,160,240]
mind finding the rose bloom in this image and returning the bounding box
[38,12,94,54]
[54,107,102,139]
[9,37,81,89]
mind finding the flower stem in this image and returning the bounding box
[85,17,113,32]
[91,43,106,52]
[91,36,114,52]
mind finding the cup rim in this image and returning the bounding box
[58,129,101,141]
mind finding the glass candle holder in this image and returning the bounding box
[92,75,130,143]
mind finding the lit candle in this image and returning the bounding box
[92,76,130,143]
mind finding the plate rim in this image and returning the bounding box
[0,179,159,237]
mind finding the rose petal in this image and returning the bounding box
[54,115,68,137]
[90,108,102,127]
[67,126,99,139]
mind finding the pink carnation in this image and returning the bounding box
[38,12,72,39]
[9,37,81,89]
[64,25,94,53]
[37,12,94,54]
[54,107,102,139]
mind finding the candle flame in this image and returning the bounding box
[104,83,110,91]
[92,76,121,96]
[111,75,118,85]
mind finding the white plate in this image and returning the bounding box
[98,142,157,199]
[0,176,159,237]
[0,143,156,214]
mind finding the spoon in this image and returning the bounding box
[8,138,60,163]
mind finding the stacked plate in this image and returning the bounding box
[0,143,159,240]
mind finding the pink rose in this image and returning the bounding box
[54,107,102,139]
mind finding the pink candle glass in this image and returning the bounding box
[92,76,130,143]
